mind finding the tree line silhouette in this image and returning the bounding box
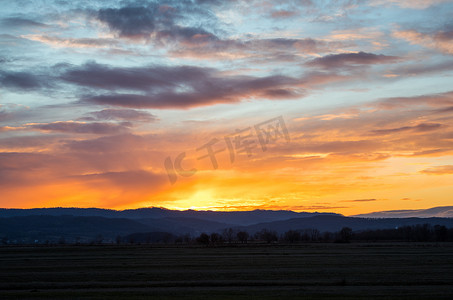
[3,224,452,245]
[113,224,453,245]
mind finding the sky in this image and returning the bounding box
[1,0,453,215]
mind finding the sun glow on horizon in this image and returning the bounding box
[1,1,453,214]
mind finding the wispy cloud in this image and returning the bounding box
[371,0,450,9]
[369,123,444,135]
[22,35,119,49]
[420,165,453,175]
[81,109,157,122]
[307,51,400,69]
[341,199,378,202]
[26,121,131,134]
[1,0,453,213]
[394,28,453,55]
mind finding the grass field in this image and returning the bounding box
[1,243,453,299]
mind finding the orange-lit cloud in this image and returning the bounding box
[371,0,450,9]
[393,29,453,55]
[420,165,453,175]
[1,88,452,215]
[22,34,119,48]
[2,0,453,216]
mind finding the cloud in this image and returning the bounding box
[270,10,299,18]
[341,199,378,202]
[0,126,25,132]
[370,0,450,9]
[0,70,48,91]
[27,121,131,134]
[0,135,58,151]
[98,6,154,37]
[0,149,168,208]
[96,4,218,44]
[83,109,157,122]
[61,62,210,91]
[3,58,345,110]
[410,149,451,156]
[387,60,453,77]
[374,91,453,110]
[326,28,384,41]
[0,17,48,28]
[433,106,453,114]
[0,152,75,188]
[86,87,301,109]
[170,37,350,60]
[303,140,382,154]
[94,5,350,60]
[64,62,302,109]
[276,89,453,168]
[369,123,444,135]
[22,35,119,49]
[307,51,400,68]
[0,152,55,173]
[393,28,453,55]
[420,165,453,175]
[73,170,166,190]
[62,133,150,153]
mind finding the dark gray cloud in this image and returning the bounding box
[0,109,12,122]
[308,51,400,68]
[0,135,57,149]
[95,3,349,60]
[433,106,453,114]
[28,121,131,134]
[375,91,453,110]
[63,62,301,109]
[73,170,166,189]
[0,152,55,186]
[0,17,48,28]
[370,123,444,135]
[62,133,149,153]
[0,149,165,190]
[270,9,299,18]
[98,6,157,38]
[435,30,453,41]
[156,25,217,44]
[96,3,218,43]
[94,2,337,58]
[389,60,453,77]
[411,149,450,156]
[61,62,210,91]
[0,70,48,90]
[170,36,350,60]
[0,57,12,63]
[84,77,301,109]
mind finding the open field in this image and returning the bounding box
[1,243,453,299]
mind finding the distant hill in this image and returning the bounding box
[1,207,453,244]
[0,215,234,241]
[353,206,453,218]
[137,217,234,235]
[0,215,150,243]
[242,215,453,234]
[122,232,177,244]
[0,207,340,226]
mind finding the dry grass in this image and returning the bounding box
[1,243,453,299]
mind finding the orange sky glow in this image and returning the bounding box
[1,1,453,215]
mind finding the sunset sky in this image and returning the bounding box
[1,0,453,215]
